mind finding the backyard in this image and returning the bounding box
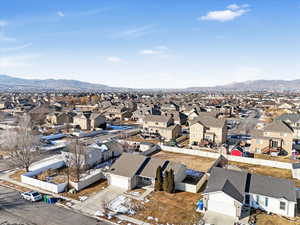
[132,191,203,225]
[228,161,300,187]
[152,151,216,172]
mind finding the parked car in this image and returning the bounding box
[21,191,43,202]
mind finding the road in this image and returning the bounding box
[0,186,109,225]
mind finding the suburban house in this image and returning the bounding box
[142,115,181,141]
[62,140,123,169]
[46,112,73,125]
[189,114,227,146]
[249,120,293,155]
[131,106,161,124]
[107,153,187,191]
[73,112,106,130]
[276,113,300,140]
[104,106,132,120]
[203,167,297,219]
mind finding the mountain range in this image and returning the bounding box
[0,74,299,92]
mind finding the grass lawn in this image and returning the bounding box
[153,151,216,172]
[132,191,202,225]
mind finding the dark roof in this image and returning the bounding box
[205,167,297,203]
[144,115,171,123]
[139,158,168,178]
[276,113,300,124]
[264,120,293,133]
[190,115,225,128]
[249,173,296,202]
[109,153,148,177]
[204,167,247,203]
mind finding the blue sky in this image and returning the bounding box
[0,0,299,88]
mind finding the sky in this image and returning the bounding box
[0,0,299,88]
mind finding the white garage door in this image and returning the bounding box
[109,175,130,190]
[208,200,236,217]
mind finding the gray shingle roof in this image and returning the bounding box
[205,167,297,203]
[109,153,148,177]
[190,115,225,128]
[276,113,300,124]
[249,173,296,202]
[264,120,293,133]
[139,158,168,178]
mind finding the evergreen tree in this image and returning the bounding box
[154,166,163,191]
[163,170,169,192]
[168,169,175,193]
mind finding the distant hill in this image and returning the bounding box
[0,74,299,92]
[186,79,300,92]
[0,74,116,92]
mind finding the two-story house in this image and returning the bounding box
[189,114,227,146]
[143,115,181,141]
[250,120,293,155]
[73,112,106,130]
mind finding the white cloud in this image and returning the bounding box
[57,11,65,17]
[139,46,169,56]
[139,49,161,55]
[0,54,40,68]
[0,43,32,52]
[227,4,240,10]
[0,32,16,42]
[112,25,156,39]
[199,4,250,22]
[0,20,7,28]
[106,56,122,63]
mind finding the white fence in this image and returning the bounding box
[69,169,105,191]
[176,174,207,193]
[160,145,293,170]
[21,170,67,193]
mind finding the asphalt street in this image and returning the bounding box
[0,186,110,225]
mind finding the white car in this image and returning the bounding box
[21,191,43,202]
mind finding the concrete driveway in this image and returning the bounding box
[203,211,237,225]
[75,185,125,213]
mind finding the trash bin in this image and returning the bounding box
[43,195,48,203]
[197,200,204,210]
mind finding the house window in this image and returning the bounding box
[256,195,260,204]
[280,201,286,210]
[265,197,268,207]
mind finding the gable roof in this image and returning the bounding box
[109,153,148,177]
[249,173,296,202]
[190,115,225,128]
[144,115,171,123]
[276,113,300,124]
[139,158,168,178]
[205,167,297,203]
[264,120,293,133]
[204,167,247,203]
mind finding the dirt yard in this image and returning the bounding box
[132,191,202,225]
[62,179,108,200]
[255,213,300,225]
[152,151,216,172]
[9,169,25,182]
[228,161,300,187]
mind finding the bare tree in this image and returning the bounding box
[67,139,86,182]
[0,114,40,172]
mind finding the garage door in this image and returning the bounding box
[109,175,130,190]
[208,200,237,217]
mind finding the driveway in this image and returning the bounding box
[74,185,125,213]
[203,211,237,225]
